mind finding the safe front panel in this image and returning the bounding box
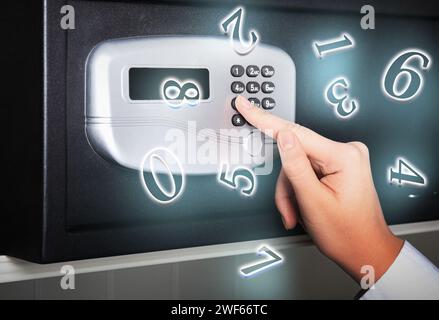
[2,0,438,263]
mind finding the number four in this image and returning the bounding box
[389,158,426,186]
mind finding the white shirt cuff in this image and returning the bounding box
[360,241,439,300]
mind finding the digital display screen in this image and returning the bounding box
[129,67,210,101]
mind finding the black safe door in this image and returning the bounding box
[38,0,439,262]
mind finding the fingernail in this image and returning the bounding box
[237,96,252,109]
[278,130,295,151]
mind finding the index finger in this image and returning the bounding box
[235,96,344,168]
[235,96,290,139]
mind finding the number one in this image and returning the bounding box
[314,34,354,58]
[390,158,425,186]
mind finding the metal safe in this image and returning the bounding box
[1,0,438,263]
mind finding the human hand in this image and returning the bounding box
[235,96,404,282]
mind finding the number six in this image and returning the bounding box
[382,49,432,102]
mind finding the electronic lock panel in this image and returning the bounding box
[85,36,296,175]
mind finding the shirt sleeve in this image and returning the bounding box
[360,241,439,300]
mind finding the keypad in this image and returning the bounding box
[232,114,246,127]
[231,65,245,77]
[246,82,260,94]
[248,98,261,107]
[261,65,275,77]
[262,98,276,110]
[246,65,260,77]
[231,97,237,110]
[231,81,245,94]
[261,82,275,94]
[229,65,275,125]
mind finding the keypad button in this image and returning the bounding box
[261,65,275,77]
[231,97,237,110]
[232,114,246,127]
[261,82,275,94]
[248,98,261,107]
[246,65,260,77]
[231,81,245,94]
[262,98,276,110]
[231,65,245,77]
[246,82,260,94]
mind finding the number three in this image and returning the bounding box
[325,77,359,118]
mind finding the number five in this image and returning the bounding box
[218,163,256,196]
[382,49,432,102]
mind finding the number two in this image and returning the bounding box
[220,7,259,55]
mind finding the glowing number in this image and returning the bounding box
[389,158,426,186]
[140,148,185,204]
[239,246,283,277]
[382,49,432,101]
[161,79,200,108]
[218,163,256,196]
[220,7,259,55]
[325,77,359,118]
[313,33,354,58]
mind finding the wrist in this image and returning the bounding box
[335,231,404,283]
